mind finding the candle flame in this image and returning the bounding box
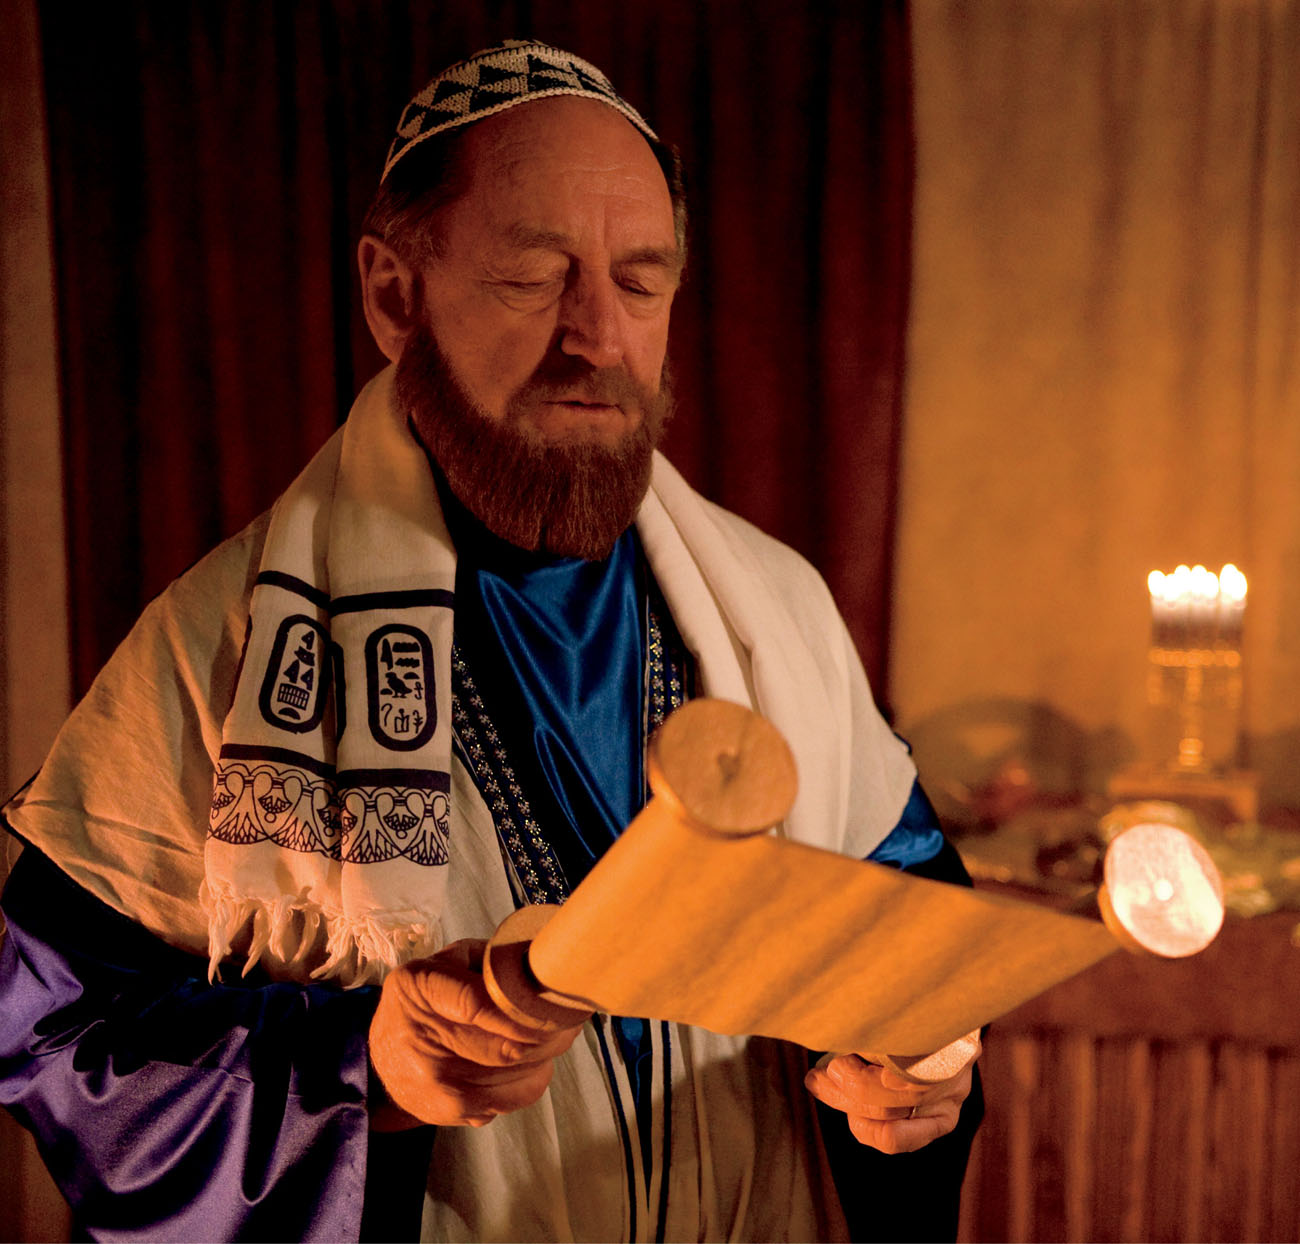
[1148,563,1247,605]
[1191,565,1218,599]
[1220,563,1247,602]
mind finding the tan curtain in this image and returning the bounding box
[0,0,68,805]
[893,0,1300,809]
[0,1,74,1238]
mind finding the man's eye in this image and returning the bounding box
[492,274,565,298]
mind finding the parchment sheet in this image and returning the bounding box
[530,806,1119,1056]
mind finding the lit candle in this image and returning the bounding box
[1217,563,1247,647]
[1190,565,1218,650]
[1174,565,1193,649]
[1148,570,1175,648]
[1147,562,1247,651]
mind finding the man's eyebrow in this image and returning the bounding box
[504,225,573,252]
[618,245,684,274]
[503,224,682,273]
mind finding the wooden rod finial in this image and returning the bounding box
[647,698,797,838]
[483,904,595,1033]
[1098,822,1224,958]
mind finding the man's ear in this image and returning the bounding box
[358,235,420,363]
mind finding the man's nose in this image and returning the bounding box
[557,272,624,369]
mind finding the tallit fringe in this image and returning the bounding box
[201,881,257,983]
[200,880,442,988]
[312,911,444,987]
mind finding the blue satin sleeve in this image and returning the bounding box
[866,777,948,871]
[0,846,386,1242]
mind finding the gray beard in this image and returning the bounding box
[395,322,673,560]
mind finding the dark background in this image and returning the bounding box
[41,0,913,709]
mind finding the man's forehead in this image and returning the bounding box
[462,97,664,183]
[454,100,678,252]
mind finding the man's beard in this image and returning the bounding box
[395,321,674,560]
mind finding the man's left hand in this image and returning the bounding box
[803,1044,979,1154]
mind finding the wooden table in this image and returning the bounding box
[958,892,1300,1243]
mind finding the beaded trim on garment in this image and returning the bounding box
[450,578,694,907]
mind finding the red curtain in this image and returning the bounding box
[40,0,913,713]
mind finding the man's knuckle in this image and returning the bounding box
[497,1036,526,1064]
[445,976,485,1025]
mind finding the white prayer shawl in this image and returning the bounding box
[202,366,460,985]
[4,366,917,1242]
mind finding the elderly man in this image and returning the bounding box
[0,42,980,1243]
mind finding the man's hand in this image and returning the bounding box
[368,938,587,1129]
[803,1043,980,1154]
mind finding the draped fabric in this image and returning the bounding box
[0,0,67,804]
[38,0,915,714]
[0,807,970,1243]
[894,0,1300,807]
[0,845,414,1243]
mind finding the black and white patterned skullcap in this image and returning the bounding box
[382,40,658,183]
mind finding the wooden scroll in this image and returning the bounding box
[484,699,1224,1080]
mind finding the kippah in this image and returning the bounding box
[382,40,659,184]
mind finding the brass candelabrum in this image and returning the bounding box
[1146,564,1247,774]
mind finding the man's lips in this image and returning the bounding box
[539,397,628,421]
[540,399,626,421]
[552,396,622,410]
[519,398,640,444]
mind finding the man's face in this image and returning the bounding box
[414,96,682,447]
[395,96,683,558]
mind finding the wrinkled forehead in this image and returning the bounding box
[458,97,668,198]
[442,98,680,264]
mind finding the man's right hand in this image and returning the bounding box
[368,937,587,1129]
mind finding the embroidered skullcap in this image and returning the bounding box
[382,40,659,184]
